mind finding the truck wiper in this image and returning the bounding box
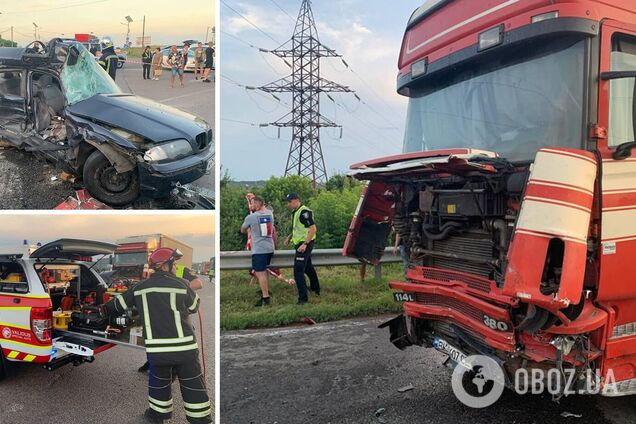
[613,141,636,160]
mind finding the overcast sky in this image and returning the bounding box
[0,213,215,262]
[221,0,420,180]
[0,0,215,47]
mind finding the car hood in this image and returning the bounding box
[66,93,209,144]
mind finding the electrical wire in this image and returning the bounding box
[268,0,296,22]
[220,0,282,46]
[0,0,107,14]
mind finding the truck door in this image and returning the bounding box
[596,20,636,382]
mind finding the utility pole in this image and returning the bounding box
[32,22,38,40]
[259,0,353,186]
[141,15,146,46]
[11,26,14,44]
[124,15,132,47]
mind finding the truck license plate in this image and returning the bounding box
[393,292,415,302]
[434,337,467,365]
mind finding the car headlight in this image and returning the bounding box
[144,139,193,162]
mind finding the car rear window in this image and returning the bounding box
[0,262,29,294]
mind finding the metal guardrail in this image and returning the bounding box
[220,247,401,280]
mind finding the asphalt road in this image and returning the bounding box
[0,61,215,209]
[220,317,636,424]
[0,276,215,424]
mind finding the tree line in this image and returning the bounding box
[220,173,363,251]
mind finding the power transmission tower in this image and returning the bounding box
[260,0,353,186]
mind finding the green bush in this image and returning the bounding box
[220,174,362,251]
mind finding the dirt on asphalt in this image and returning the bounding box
[220,316,636,424]
[0,146,75,209]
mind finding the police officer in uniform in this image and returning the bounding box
[98,36,119,80]
[104,248,211,424]
[284,193,320,304]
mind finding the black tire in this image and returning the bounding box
[0,348,8,381]
[83,150,140,206]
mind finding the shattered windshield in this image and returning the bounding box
[403,37,585,162]
[60,42,122,105]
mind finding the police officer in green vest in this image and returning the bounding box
[284,193,320,304]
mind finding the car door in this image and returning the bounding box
[0,69,26,128]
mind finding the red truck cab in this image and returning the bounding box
[345,0,636,397]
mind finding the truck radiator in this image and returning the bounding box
[429,232,494,278]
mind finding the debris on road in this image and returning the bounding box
[54,189,113,210]
[397,384,415,393]
[302,317,317,325]
[374,407,386,417]
[560,412,583,418]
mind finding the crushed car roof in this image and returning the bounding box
[0,47,27,67]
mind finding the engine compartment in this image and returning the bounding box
[390,158,527,285]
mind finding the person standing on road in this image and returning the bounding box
[241,195,276,307]
[202,42,214,83]
[142,46,153,80]
[194,42,205,80]
[138,262,204,373]
[104,248,211,424]
[284,193,320,305]
[151,47,163,81]
[98,36,119,80]
[168,45,185,88]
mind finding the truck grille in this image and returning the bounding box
[430,232,494,278]
[421,267,492,293]
[415,293,484,323]
[195,130,213,150]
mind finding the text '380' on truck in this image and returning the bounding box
[0,239,149,380]
[0,39,213,207]
[344,0,636,398]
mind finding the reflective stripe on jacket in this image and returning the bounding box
[105,270,201,355]
[291,205,316,245]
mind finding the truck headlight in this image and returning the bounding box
[144,139,193,162]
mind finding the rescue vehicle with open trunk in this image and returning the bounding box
[0,239,145,380]
[345,0,636,397]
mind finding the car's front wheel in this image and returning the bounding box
[83,150,140,206]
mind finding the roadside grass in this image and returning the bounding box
[220,264,404,330]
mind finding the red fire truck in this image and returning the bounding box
[345,0,636,397]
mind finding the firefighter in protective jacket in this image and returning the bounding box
[98,35,119,80]
[104,247,211,424]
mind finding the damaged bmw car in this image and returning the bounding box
[0,39,213,206]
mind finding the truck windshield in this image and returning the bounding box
[403,37,585,161]
[60,42,122,105]
[113,252,147,266]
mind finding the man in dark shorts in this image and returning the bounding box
[202,41,214,83]
[241,196,275,307]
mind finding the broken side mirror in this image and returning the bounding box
[67,46,80,66]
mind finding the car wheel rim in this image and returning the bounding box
[98,165,132,193]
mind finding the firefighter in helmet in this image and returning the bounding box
[98,35,119,80]
[104,248,211,423]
